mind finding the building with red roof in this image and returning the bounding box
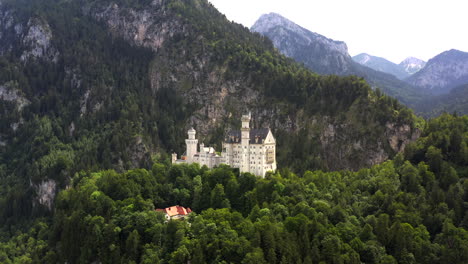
[156,205,192,220]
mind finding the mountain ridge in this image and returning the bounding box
[251,12,426,106]
[406,49,468,94]
[353,53,411,80]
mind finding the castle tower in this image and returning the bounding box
[185,128,198,162]
[240,113,251,173]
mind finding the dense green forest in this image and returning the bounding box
[0,114,467,263]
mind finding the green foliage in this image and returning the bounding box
[1,130,467,263]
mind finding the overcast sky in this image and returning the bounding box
[208,0,467,63]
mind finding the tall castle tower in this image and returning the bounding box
[240,113,251,173]
[185,128,198,162]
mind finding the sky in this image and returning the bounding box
[208,0,467,63]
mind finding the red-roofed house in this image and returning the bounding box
[156,205,192,220]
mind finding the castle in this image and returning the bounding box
[172,113,277,177]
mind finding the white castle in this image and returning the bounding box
[172,113,277,177]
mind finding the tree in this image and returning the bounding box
[125,230,141,262]
[210,184,230,209]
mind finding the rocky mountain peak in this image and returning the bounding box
[251,12,348,57]
[353,53,372,64]
[399,57,426,75]
[252,13,316,39]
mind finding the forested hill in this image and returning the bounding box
[0,0,417,223]
[1,113,467,263]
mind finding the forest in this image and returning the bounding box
[0,114,467,263]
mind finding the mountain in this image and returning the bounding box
[406,49,468,94]
[0,0,418,222]
[353,53,410,80]
[251,13,425,106]
[399,57,426,75]
[250,12,351,76]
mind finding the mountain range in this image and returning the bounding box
[352,53,425,80]
[251,13,426,106]
[252,13,468,114]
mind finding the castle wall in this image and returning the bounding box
[172,115,277,177]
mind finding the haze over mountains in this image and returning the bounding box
[251,13,425,105]
[252,12,468,114]
[407,49,468,94]
[352,53,425,80]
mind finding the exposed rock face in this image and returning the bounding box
[87,2,186,51]
[34,179,57,210]
[385,123,420,153]
[251,13,348,57]
[251,13,351,75]
[0,82,30,110]
[0,5,58,61]
[0,2,15,54]
[406,49,468,94]
[20,18,58,62]
[317,119,420,170]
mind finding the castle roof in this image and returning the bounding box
[225,128,270,144]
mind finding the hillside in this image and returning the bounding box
[251,13,426,106]
[1,114,467,263]
[0,0,418,226]
[415,84,468,117]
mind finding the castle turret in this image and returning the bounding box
[240,113,251,173]
[185,128,198,162]
[199,143,205,153]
